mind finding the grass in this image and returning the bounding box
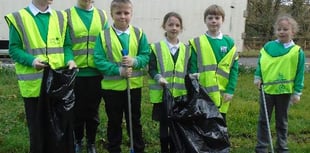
[0,67,309,153]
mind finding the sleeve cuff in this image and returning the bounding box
[154,74,162,82]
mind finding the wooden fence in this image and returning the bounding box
[244,37,310,50]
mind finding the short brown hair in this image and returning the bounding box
[110,0,132,12]
[204,4,225,22]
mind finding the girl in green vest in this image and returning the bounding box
[66,0,109,153]
[148,12,190,153]
[254,15,305,153]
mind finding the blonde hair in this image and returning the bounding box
[274,14,299,34]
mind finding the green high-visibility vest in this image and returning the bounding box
[66,7,107,68]
[149,41,190,103]
[99,26,144,90]
[5,9,67,97]
[261,45,300,94]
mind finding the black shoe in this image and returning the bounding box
[87,144,97,153]
[75,142,83,153]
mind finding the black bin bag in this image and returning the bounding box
[165,74,230,153]
[36,66,78,153]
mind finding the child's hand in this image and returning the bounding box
[120,66,132,78]
[122,56,135,67]
[223,93,233,101]
[158,77,168,87]
[189,73,200,80]
[67,60,77,69]
[254,79,262,89]
[32,58,48,70]
[290,94,300,104]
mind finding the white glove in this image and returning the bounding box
[120,66,132,78]
[223,93,233,101]
[189,73,200,79]
[158,77,168,86]
[254,78,262,89]
[290,94,300,104]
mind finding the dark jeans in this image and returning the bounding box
[255,93,290,153]
[102,88,145,153]
[73,76,102,144]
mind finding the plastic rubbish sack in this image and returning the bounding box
[36,66,78,153]
[164,74,230,153]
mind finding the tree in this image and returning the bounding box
[245,0,310,47]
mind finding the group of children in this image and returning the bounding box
[5,0,305,153]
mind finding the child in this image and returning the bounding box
[5,0,76,152]
[148,12,189,153]
[188,4,239,121]
[65,0,109,153]
[254,15,305,153]
[93,0,150,152]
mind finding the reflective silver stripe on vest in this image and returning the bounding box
[28,47,64,56]
[194,37,217,72]
[264,80,294,86]
[216,68,229,79]
[200,64,217,71]
[216,48,238,79]
[154,43,165,74]
[97,9,106,29]
[104,29,114,61]
[203,85,219,93]
[194,37,204,72]
[73,48,94,56]
[17,72,43,81]
[66,8,98,44]
[154,43,190,77]
[12,12,31,50]
[230,51,238,68]
[56,11,64,35]
[150,82,185,90]
[12,11,64,54]
[184,45,190,71]
[71,35,97,44]
[104,71,144,80]
[104,27,141,61]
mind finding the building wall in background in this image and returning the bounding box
[0,0,247,51]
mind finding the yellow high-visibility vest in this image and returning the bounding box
[261,45,300,94]
[189,35,237,113]
[5,9,67,97]
[66,7,107,68]
[99,26,144,90]
[149,41,190,103]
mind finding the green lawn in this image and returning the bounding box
[0,68,309,153]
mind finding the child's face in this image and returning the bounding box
[204,15,223,34]
[163,16,182,41]
[77,0,93,9]
[35,0,53,5]
[111,3,132,31]
[275,20,294,43]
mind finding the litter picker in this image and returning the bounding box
[122,49,135,153]
[261,84,274,153]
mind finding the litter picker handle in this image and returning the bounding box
[121,49,129,56]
